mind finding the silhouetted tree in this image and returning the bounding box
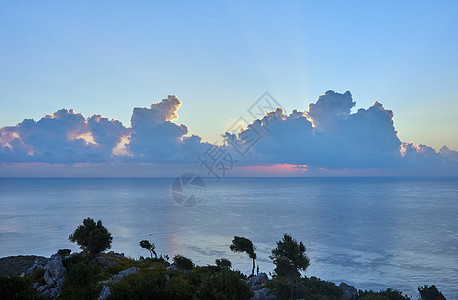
[270,234,310,299]
[139,240,157,258]
[68,217,112,257]
[215,258,232,270]
[173,255,194,272]
[230,236,257,276]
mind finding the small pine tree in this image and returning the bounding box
[270,234,310,299]
[230,236,257,276]
[139,240,157,258]
[68,217,112,257]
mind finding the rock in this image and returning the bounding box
[99,267,140,284]
[43,254,66,287]
[26,256,49,276]
[31,253,66,299]
[98,286,111,300]
[96,257,107,265]
[252,287,276,300]
[167,264,179,271]
[248,273,268,290]
[56,249,71,257]
[339,282,358,300]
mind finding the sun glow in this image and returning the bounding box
[113,134,132,156]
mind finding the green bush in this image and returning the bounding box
[173,255,194,271]
[358,288,411,300]
[108,269,168,299]
[215,258,232,270]
[60,254,101,300]
[0,275,44,300]
[199,269,252,300]
[302,276,343,299]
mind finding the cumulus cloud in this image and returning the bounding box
[1,91,457,176]
[223,90,458,174]
[0,95,209,164]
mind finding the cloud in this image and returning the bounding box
[0,95,209,164]
[222,91,458,175]
[1,91,457,176]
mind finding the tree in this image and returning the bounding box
[270,234,310,299]
[173,255,194,272]
[215,258,232,270]
[230,236,257,276]
[139,240,157,258]
[68,217,112,256]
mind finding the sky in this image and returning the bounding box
[1,1,458,177]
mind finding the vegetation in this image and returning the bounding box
[230,236,257,276]
[358,288,411,300]
[68,217,112,257]
[173,255,194,272]
[270,234,310,299]
[139,240,157,259]
[7,219,446,300]
[0,275,44,299]
[215,257,232,270]
[418,285,446,300]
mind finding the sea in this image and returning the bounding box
[0,177,457,298]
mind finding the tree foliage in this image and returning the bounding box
[215,258,232,270]
[230,236,257,275]
[139,240,157,258]
[68,217,112,256]
[173,255,194,271]
[270,234,309,279]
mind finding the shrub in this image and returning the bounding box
[60,254,101,300]
[418,285,446,300]
[108,269,168,299]
[199,269,253,300]
[359,288,411,300]
[68,217,112,256]
[173,255,194,271]
[215,258,232,270]
[0,275,44,299]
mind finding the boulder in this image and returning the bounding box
[26,256,49,276]
[98,286,111,300]
[166,264,179,271]
[248,272,268,290]
[99,267,140,284]
[252,287,276,300]
[339,282,358,300]
[31,253,66,299]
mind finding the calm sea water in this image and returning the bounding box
[0,177,457,298]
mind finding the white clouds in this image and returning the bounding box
[0,91,457,176]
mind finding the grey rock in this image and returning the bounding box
[248,273,268,290]
[98,286,111,300]
[31,253,66,299]
[167,264,179,271]
[339,282,358,300]
[252,287,276,300]
[26,257,49,276]
[43,254,65,287]
[100,267,140,284]
[96,257,107,265]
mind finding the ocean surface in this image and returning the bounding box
[0,177,457,298]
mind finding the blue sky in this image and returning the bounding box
[1,1,458,176]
